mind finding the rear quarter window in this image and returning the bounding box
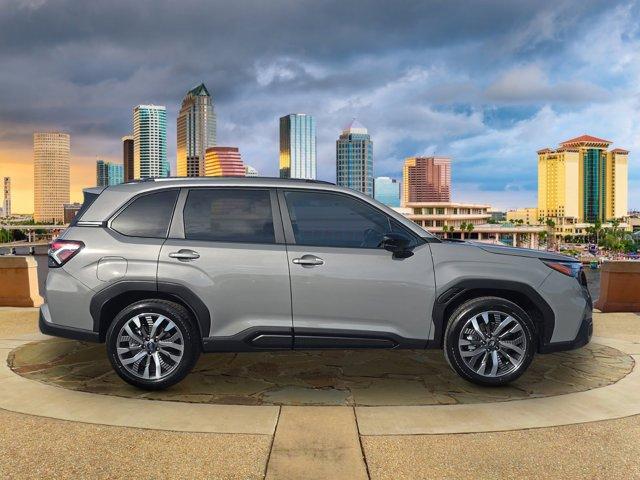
[110,189,179,238]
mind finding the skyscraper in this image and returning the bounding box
[96,159,108,187]
[122,135,134,182]
[177,83,217,177]
[3,177,11,217]
[279,114,316,179]
[374,177,400,207]
[204,147,245,177]
[402,156,451,206]
[97,160,125,187]
[537,135,628,222]
[336,119,373,196]
[33,132,70,223]
[133,105,168,179]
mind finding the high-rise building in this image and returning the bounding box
[402,156,451,206]
[122,135,134,182]
[96,159,108,187]
[374,176,401,207]
[177,83,217,177]
[96,160,124,187]
[133,105,168,179]
[3,177,10,217]
[107,163,124,185]
[245,165,259,177]
[204,147,245,177]
[33,132,70,223]
[537,135,628,222]
[336,119,373,196]
[279,114,316,179]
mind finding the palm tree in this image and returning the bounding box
[459,222,467,240]
[545,218,556,250]
[466,223,474,239]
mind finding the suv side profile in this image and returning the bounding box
[40,178,593,389]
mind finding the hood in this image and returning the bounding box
[466,241,577,262]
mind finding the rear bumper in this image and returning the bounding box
[39,303,99,343]
[539,306,592,353]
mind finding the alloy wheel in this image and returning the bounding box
[115,312,185,380]
[457,310,527,378]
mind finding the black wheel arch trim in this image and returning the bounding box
[89,280,211,343]
[430,279,556,352]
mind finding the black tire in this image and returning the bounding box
[443,296,535,386]
[106,299,200,390]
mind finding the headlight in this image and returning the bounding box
[541,259,582,278]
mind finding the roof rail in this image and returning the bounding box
[123,176,335,185]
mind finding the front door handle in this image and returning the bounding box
[292,254,324,266]
[169,249,200,261]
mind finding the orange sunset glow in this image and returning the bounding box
[0,147,106,214]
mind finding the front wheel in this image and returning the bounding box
[106,299,200,390]
[443,296,535,386]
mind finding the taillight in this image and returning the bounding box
[48,240,84,267]
[541,259,582,279]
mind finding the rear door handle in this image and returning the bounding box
[292,254,324,266]
[169,249,200,261]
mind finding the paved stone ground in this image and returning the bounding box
[1,308,640,479]
[8,337,633,406]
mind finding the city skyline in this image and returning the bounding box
[1,1,639,212]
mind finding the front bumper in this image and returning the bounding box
[539,305,593,353]
[39,303,99,342]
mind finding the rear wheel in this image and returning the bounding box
[106,299,200,390]
[444,296,535,386]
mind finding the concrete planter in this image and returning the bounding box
[594,261,640,313]
[0,256,44,307]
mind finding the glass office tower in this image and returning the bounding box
[374,176,401,207]
[279,114,316,179]
[336,119,373,196]
[133,105,169,179]
[177,83,216,177]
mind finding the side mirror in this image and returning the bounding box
[381,232,414,259]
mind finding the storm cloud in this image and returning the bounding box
[0,0,638,211]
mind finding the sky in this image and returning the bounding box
[0,0,639,213]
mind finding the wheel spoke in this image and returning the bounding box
[152,352,162,379]
[489,351,499,376]
[470,317,486,340]
[121,350,146,366]
[149,315,169,339]
[142,355,151,379]
[477,351,490,375]
[501,342,524,356]
[117,345,141,355]
[461,348,484,358]
[124,324,144,344]
[158,341,183,352]
[492,316,515,337]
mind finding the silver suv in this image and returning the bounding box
[40,178,592,389]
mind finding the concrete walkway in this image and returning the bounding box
[1,309,639,479]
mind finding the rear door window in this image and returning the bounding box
[183,188,275,244]
[111,189,179,238]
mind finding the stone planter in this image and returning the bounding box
[594,261,640,313]
[0,256,44,307]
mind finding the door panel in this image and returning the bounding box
[280,189,436,345]
[286,244,434,343]
[158,240,291,338]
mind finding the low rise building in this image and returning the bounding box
[395,201,544,248]
[506,207,539,225]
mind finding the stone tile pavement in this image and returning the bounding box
[1,308,639,479]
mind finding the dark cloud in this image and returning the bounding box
[0,0,638,209]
